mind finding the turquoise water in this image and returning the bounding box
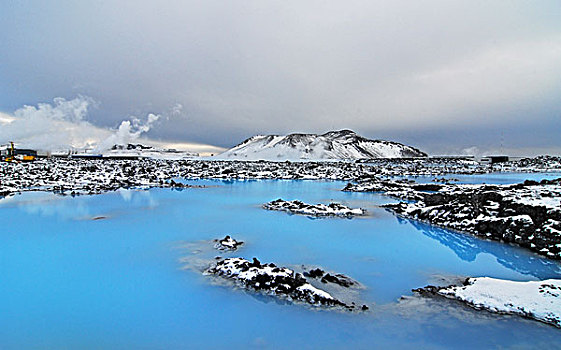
[1,175,561,349]
[402,172,561,185]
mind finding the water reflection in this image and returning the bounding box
[397,216,561,279]
[0,189,159,221]
[401,172,561,185]
[0,193,93,220]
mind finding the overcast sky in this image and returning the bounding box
[1,1,560,155]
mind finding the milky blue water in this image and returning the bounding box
[402,171,561,185]
[1,173,561,349]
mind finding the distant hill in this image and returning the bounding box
[103,143,198,159]
[218,130,427,160]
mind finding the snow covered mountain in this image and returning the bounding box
[218,130,427,160]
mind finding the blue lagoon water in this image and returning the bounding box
[1,176,561,349]
[402,172,561,185]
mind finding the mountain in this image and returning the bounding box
[218,130,427,160]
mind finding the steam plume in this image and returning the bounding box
[0,96,161,152]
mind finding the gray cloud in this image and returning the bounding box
[1,1,560,155]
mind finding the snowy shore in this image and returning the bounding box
[1,156,560,199]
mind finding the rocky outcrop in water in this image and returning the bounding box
[303,268,359,288]
[342,179,433,200]
[213,235,244,251]
[263,199,366,218]
[344,178,561,259]
[386,179,561,259]
[205,257,368,311]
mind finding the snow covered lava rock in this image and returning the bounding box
[508,156,561,172]
[303,268,359,288]
[415,277,561,328]
[370,178,561,259]
[205,257,364,310]
[3,156,560,199]
[219,129,427,160]
[342,179,432,200]
[263,199,366,217]
[213,235,244,251]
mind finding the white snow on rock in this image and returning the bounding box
[438,277,561,328]
[499,186,561,214]
[263,199,366,217]
[375,179,561,259]
[218,130,427,160]
[205,258,343,306]
[2,157,560,201]
[204,257,369,311]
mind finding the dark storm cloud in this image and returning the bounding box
[1,0,560,155]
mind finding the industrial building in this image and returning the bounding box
[480,155,509,164]
[1,142,37,162]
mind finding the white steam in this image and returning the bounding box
[0,96,160,151]
[0,96,108,150]
[171,103,183,117]
[94,113,161,152]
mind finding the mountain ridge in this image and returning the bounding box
[218,130,427,160]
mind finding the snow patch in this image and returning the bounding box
[438,277,561,328]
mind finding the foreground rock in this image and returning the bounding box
[264,199,366,218]
[205,257,367,311]
[414,277,561,328]
[213,235,244,251]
